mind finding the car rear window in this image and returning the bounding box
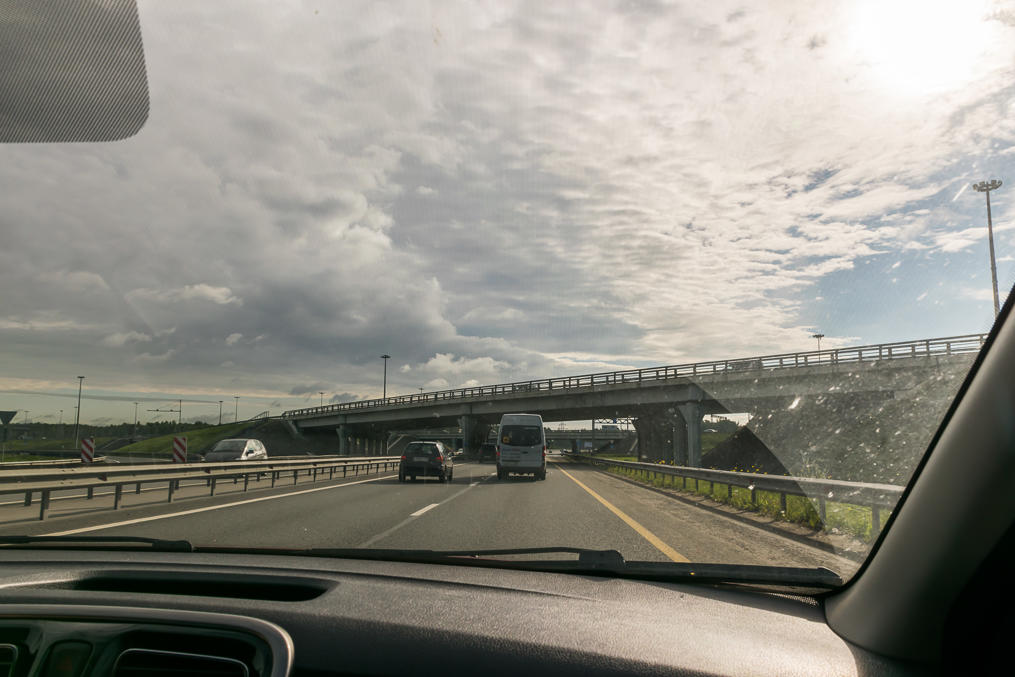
[500,425,541,446]
[405,442,438,456]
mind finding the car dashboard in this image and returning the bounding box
[0,550,924,676]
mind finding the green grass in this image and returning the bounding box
[112,422,254,458]
[604,465,882,542]
[1,437,114,451]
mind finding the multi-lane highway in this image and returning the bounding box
[0,457,856,573]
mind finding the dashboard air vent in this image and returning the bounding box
[0,645,16,677]
[112,648,249,677]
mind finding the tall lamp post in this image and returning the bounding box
[319,391,325,407]
[234,396,240,423]
[972,179,1003,318]
[133,402,139,438]
[72,376,85,450]
[380,354,391,400]
[811,333,825,352]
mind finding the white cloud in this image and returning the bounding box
[127,284,242,306]
[101,331,152,347]
[225,333,243,346]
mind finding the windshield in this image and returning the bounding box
[0,0,1012,586]
[211,440,246,452]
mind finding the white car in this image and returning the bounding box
[202,438,268,462]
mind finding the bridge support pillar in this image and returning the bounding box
[676,402,704,467]
[634,415,671,462]
[337,425,348,455]
[459,416,475,456]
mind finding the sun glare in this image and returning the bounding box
[848,0,993,95]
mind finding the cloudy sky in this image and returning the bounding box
[2,0,1015,425]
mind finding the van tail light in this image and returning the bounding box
[495,448,500,459]
[400,454,406,461]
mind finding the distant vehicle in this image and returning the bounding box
[704,428,718,433]
[202,438,268,462]
[496,413,546,480]
[399,441,454,482]
[600,424,620,432]
[478,442,497,462]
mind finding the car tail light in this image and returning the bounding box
[435,454,443,462]
[400,455,406,461]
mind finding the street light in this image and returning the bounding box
[380,354,391,400]
[218,400,223,425]
[234,396,240,423]
[133,402,139,438]
[812,333,825,352]
[319,391,325,407]
[73,376,84,451]
[972,179,1003,317]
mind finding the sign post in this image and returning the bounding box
[80,437,95,463]
[172,436,187,463]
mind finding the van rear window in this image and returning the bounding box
[501,425,541,446]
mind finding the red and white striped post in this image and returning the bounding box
[80,437,95,463]
[172,436,187,463]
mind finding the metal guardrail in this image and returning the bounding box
[283,333,987,419]
[0,456,401,521]
[565,454,904,535]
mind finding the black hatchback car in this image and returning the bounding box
[399,441,454,482]
[478,442,497,463]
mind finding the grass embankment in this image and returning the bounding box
[596,431,731,464]
[1,437,114,451]
[604,464,885,542]
[112,422,254,458]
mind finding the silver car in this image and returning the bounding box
[203,438,268,462]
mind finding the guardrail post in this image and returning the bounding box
[727,484,732,500]
[243,474,249,492]
[114,484,123,509]
[271,471,277,488]
[210,478,217,496]
[24,491,31,507]
[38,490,50,520]
[329,467,334,479]
[343,465,348,478]
[780,492,787,514]
[136,482,141,494]
[293,470,298,485]
[167,480,175,503]
[750,486,757,506]
[87,487,94,500]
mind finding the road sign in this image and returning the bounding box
[172,436,187,463]
[0,411,16,426]
[81,437,95,463]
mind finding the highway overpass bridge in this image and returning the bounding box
[283,334,985,466]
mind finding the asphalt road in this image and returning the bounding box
[0,457,857,573]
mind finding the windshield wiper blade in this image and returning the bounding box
[193,545,842,587]
[0,535,194,552]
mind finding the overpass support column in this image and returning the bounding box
[670,413,688,466]
[459,416,475,456]
[337,425,348,456]
[677,402,704,467]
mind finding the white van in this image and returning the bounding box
[496,413,546,480]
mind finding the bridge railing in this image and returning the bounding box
[565,454,904,536]
[284,333,987,419]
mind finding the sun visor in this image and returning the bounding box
[0,0,149,142]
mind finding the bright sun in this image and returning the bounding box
[848,0,994,95]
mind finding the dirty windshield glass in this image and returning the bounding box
[0,0,1013,584]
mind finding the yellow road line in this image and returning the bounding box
[557,466,689,563]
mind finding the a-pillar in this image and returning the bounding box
[676,401,704,467]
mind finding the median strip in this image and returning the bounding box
[556,466,689,563]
